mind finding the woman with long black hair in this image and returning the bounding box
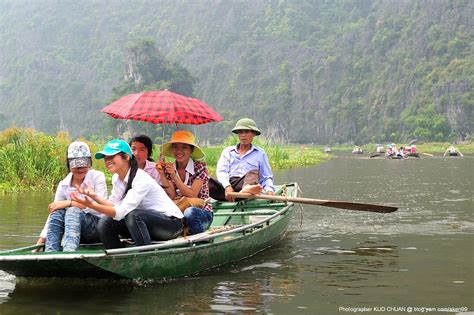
[71,139,183,249]
[129,134,161,183]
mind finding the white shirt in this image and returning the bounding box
[109,168,183,221]
[144,159,161,184]
[173,159,194,195]
[216,144,275,193]
[40,169,108,238]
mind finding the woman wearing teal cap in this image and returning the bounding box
[71,139,183,249]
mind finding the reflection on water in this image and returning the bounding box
[0,271,15,304]
[0,156,472,313]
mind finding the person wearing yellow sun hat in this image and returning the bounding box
[158,130,213,235]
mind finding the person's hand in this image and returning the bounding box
[240,184,263,195]
[266,190,275,196]
[76,182,97,200]
[32,237,45,252]
[156,161,166,175]
[164,163,176,176]
[224,186,236,202]
[48,200,69,213]
[70,191,94,208]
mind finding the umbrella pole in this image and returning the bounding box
[160,124,166,162]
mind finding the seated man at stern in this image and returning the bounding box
[209,118,275,202]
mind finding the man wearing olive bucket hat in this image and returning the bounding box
[210,118,275,202]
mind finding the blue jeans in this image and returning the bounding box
[98,210,183,249]
[183,207,213,235]
[45,207,101,252]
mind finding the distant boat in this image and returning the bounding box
[375,144,385,153]
[352,146,363,154]
[405,145,419,158]
[444,146,463,157]
[323,147,332,153]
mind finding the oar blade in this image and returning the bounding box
[228,192,398,213]
[320,201,398,213]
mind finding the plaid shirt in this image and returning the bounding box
[166,160,212,212]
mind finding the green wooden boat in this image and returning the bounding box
[0,183,298,280]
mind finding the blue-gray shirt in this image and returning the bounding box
[216,144,275,193]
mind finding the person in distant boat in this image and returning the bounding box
[396,146,406,159]
[70,140,183,249]
[36,141,107,252]
[444,146,463,156]
[209,118,275,202]
[129,134,160,183]
[158,130,213,235]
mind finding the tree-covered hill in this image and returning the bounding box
[0,0,472,144]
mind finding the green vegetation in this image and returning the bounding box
[414,142,474,155]
[2,127,471,192]
[0,127,110,192]
[0,1,471,144]
[201,136,329,175]
[0,128,329,192]
[0,127,68,192]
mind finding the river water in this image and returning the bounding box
[0,155,472,314]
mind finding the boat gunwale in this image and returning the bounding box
[0,202,292,261]
[104,200,294,256]
[0,183,298,261]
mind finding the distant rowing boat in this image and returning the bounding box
[406,153,420,158]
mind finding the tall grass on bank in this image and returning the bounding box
[0,128,329,192]
[0,128,68,191]
[0,128,106,192]
[201,136,329,175]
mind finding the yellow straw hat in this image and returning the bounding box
[161,130,205,160]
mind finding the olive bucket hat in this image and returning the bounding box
[231,118,261,136]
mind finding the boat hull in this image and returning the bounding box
[0,184,297,279]
[90,213,291,279]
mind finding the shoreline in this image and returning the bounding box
[1,127,471,192]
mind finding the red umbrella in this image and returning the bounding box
[101,90,223,125]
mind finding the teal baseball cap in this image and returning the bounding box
[95,139,133,159]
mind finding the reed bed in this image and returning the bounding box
[0,128,107,192]
[0,129,329,192]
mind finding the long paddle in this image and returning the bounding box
[421,152,434,157]
[227,192,398,213]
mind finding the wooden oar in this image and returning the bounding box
[228,192,398,213]
[421,152,434,157]
[370,153,381,158]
